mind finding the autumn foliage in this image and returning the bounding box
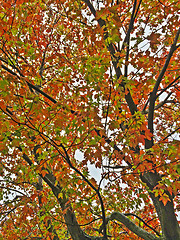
[0,0,180,239]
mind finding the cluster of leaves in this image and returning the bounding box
[0,0,180,239]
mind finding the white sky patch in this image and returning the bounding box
[75,149,102,182]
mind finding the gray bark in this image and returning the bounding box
[109,212,160,240]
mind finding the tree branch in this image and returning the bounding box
[83,0,137,115]
[163,127,180,141]
[156,75,180,98]
[1,63,130,169]
[124,0,142,77]
[60,143,108,240]
[143,92,175,114]
[108,212,160,240]
[147,26,180,148]
[142,75,179,113]
[124,213,160,236]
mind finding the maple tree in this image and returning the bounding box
[0,0,180,239]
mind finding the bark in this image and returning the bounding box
[144,27,180,240]
[150,193,180,240]
[142,172,180,240]
[109,212,160,240]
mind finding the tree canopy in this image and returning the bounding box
[0,0,180,239]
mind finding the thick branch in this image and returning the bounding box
[83,0,137,115]
[143,92,174,114]
[107,212,160,240]
[141,172,180,240]
[124,213,160,236]
[60,143,108,240]
[147,27,180,147]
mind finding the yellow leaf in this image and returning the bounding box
[58,192,63,199]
